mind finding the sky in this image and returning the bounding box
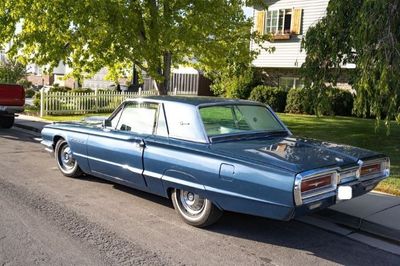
[243,6,254,18]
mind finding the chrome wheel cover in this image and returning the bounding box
[178,190,205,216]
[58,144,76,172]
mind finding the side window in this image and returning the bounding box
[116,102,158,134]
[155,104,168,137]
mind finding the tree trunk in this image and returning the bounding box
[156,52,172,95]
[162,52,172,95]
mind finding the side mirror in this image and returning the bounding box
[102,119,112,128]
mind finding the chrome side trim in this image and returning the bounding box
[143,170,163,179]
[162,175,205,190]
[73,152,143,174]
[205,186,290,207]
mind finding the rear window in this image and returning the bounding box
[199,105,285,136]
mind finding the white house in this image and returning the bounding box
[251,0,336,89]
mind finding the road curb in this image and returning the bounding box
[317,209,400,244]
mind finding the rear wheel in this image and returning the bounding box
[171,188,222,227]
[55,139,82,178]
[0,115,14,129]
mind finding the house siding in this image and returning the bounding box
[251,0,330,68]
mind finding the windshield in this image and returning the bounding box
[199,104,286,137]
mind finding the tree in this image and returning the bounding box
[0,0,267,95]
[301,0,400,126]
[0,60,27,84]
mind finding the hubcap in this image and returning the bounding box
[179,190,205,216]
[59,144,75,171]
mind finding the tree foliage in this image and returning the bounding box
[0,0,267,95]
[0,60,27,84]
[302,0,400,127]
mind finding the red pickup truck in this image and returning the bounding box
[0,84,25,128]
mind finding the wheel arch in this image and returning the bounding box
[161,170,223,210]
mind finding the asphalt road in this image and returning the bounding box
[0,128,399,266]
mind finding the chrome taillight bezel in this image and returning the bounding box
[294,168,338,206]
[359,158,390,181]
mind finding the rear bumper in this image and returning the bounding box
[0,105,24,114]
[294,175,385,217]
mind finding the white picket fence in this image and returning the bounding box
[39,89,159,116]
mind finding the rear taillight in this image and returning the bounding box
[301,174,333,193]
[360,163,381,176]
[294,170,337,206]
[360,158,390,179]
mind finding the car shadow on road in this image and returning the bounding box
[0,128,40,143]
[77,174,173,208]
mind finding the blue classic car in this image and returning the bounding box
[41,96,390,227]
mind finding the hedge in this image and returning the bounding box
[249,86,288,112]
[285,87,354,116]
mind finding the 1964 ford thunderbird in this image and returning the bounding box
[41,96,390,227]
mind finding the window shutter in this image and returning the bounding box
[291,8,303,35]
[255,11,265,35]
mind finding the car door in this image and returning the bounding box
[86,101,159,189]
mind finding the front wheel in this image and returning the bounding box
[171,189,223,227]
[55,139,82,178]
[0,115,14,129]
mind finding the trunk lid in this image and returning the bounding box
[210,136,381,173]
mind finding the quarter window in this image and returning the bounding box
[116,102,158,134]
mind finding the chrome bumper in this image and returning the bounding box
[0,105,24,114]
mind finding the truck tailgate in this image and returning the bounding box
[0,84,25,106]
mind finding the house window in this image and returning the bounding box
[255,8,302,38]
[279,77,303,90]
[265,9,292,35]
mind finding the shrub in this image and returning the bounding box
[210,69,261,99]
[249,86,287,112]
[71,88,93,93]
[25,88,35,98]
[33,91,41,108]
[328,88,354,116]
[285,87,354,116]
[285,88,314,114]
[49,86,71,93]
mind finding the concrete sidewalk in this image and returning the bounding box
[12,115,400,244]
[318,192,400,243]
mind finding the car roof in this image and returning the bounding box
[128,95,260,107]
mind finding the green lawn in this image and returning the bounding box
[278,113,400,195]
